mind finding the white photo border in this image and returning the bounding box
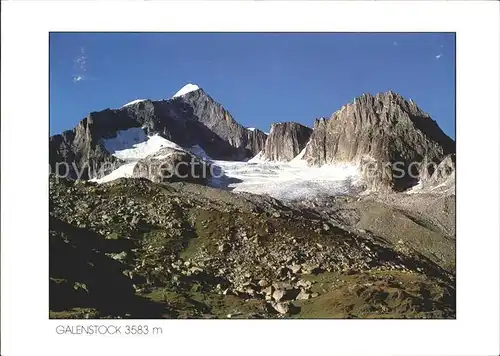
[1,1,499,356]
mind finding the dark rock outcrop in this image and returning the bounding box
[49,87,268,180]
[262,122,313,161]
[174,88,268,160]
[419,153,455,191]
[303,91,455,191]
[132,147,211,185]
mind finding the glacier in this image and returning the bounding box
[94,128,361,200]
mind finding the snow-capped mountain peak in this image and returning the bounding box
[122,99,146,107]
[172,83,200,98]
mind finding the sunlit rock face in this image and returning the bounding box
[303,91,455,191]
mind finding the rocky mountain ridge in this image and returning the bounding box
[261,122,313,162]
[50,86,455,193]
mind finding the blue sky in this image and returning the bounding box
[50,33,455,138]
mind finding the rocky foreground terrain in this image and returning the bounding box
[49,84,455,319]
[49,175,455,319]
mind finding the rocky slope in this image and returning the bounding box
[303,91,455,191]
[261,122,313,161]
[49,84,268,180]
[49,176,455,319]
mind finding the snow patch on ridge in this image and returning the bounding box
[247,127,256,132]
[173,83,200,98]
[122,99,146,108]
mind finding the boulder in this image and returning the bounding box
[272,289,286,302]
[289,264,302,274]
[262,286,274,296]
